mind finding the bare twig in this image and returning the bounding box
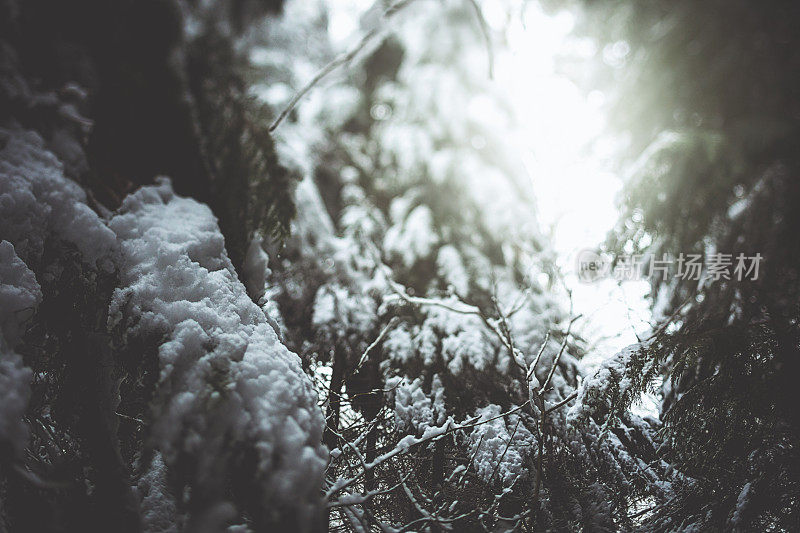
[528,331,550,380]
[487,415,521,486]
[386,274,525,374]
[540,314,581,393]
[270,28,379,132]
[385,280,479,316]
[115,411,144,425]
[532,392,547,512]
[327,471,412,508]
[617,280,647,342]
[457,401,530,431]
[544,390,577,415]
[489,294,527,373]
[402,479,443,525]
[645,289,696,341]
[269,0,417,132]
[627,496,675,520]
[457,433,484,487]
[326,402,531,499]
[394,510,476,533]
[466,0,495,78]
[504,288,531,318]
[354,317,400,373]
[531,295,581,518]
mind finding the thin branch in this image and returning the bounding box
[617,280,646,342]
[504,288,531,318]
[645,289,696,341]
[326,402,531,499]
[490,294,526,374]
[528,331,550,380]
[627,496,675,520]
[360,506,397,533]
[456,401,530,431]
[457,433,484,486]
[487,415,521,486]
[532,392,547,511]
[540,314,581,393]
[402,479,440,524]
[386,274,526,376]
[544,390,577,415]
[394,509,476,533]
[115,411,144,425]
[386,274,525,375]
[354,317,400,373]
[269,0,417,132]
[327,471,412,508]
[344,438,370,474]
[385,283,480,316]
[466,0,494,78]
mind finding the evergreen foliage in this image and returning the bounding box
[566,0,800,529]
[1,0,798,531]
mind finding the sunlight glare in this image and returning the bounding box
[495,3,652,366]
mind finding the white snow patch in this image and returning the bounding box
[138,453,180,533]
[109,180,326,526]
[468,404,536,487]
[242,234,270,300]
[383,203,438,268]
[0,126,116,269]
[394,375,446,432]
[568,342,648,426]
[436,245,469,295]
[0,240,42,347]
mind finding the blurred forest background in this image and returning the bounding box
[0,0,798,531]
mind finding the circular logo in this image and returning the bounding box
[575,249,610,282]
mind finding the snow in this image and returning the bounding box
[108,179,327,525]
[383,203,439,268]
[312,282,376,344]
[311,285,341,326]
[291,176,337,252]
[567,342,648,426]
[727,198,749,220]
[382,325,416,364]
[0,126,116,269]
[0,124,116,462]
[730,482,752,529]
[137,453,180,533]
[379,298,504,374]
[436,245,469,295]
[242,234,270,300]
[442,328,490,374]
[396,421,452,451]
[242,235,285,340]
[393,375,446,432]
[468,404,536,487]
[0,240,42,347]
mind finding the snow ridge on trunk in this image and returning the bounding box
[109,179,326,530]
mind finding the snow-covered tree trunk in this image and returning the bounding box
[0,1,328,530]
[109,180,327,530]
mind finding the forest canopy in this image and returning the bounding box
[0,0,798,532]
